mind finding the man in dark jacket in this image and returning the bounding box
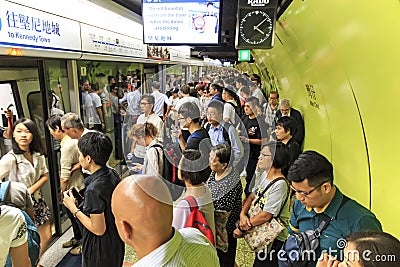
[274,98,305,147]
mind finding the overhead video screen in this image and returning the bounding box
[142,0,221,45]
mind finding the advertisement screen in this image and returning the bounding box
[142,0,221,45]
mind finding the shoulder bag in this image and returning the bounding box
[243,177,289,252]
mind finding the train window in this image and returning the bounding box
[0,81,20,127]
[0,81,21,156]
[27,92,46,138]
[44,60,70,113]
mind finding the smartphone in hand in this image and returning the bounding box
[70,187,84,206]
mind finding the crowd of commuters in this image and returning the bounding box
[0,69,398,267]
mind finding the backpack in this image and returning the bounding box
[0,181,40,267]
[184,196,215,246]
[152,143,184,201]
[205,122,231,147]
[227,101,244,126]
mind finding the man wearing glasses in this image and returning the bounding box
[287,151,382,262]
[129,95,164,167]
[205,100,243,166]
[174,102,211,153]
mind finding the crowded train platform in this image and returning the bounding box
[1,0,399,267]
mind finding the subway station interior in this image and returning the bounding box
[0,0,399,266]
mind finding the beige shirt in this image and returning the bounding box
[0,151,48,199]
[60,135,84,191]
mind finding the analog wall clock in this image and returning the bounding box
[236,9,275,49]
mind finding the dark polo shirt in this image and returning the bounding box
[289,187,382,260]
[80,166,124,267]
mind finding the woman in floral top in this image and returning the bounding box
[233,141,290,267]
[0,118,51,257]
[207,144,242,267]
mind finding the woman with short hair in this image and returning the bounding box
[128,122,163,177]
[207,144,242,266]
[172,149,215,241]
[233,141,290,267]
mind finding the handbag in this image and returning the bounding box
[243,177,289,252]
[214,209,231,252]
[279,195,350,267]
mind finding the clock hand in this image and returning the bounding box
[255,18,268,28]
[253,25,265,35]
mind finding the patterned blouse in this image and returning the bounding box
[207,167,243,233]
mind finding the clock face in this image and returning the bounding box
[239,10,273,45]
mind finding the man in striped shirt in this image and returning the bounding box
[112,175,219,267]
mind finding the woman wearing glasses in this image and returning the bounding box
[233,141,290,267]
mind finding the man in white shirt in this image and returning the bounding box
[249,82,264,104]
[84,84,104,131]
[0,205,31,267]
[111,175,219,267]
[151,81,172,121]
[174,84,201,115]
[119,82,142,125]
[264,91,279,135]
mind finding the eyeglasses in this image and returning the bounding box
[259,152,272,158]
[177,117,186,121]
[140,102,150,106]
[290,180,329,197]
[207,112,220,117]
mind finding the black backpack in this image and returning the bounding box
[152,143,184,200]
[205,122,232,147]
[227,101,244,126]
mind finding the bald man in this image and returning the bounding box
[112,175,219,266]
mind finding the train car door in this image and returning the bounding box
[0,81,22,156]
[0,59,65,239]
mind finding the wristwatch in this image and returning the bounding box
[73,209,81,218]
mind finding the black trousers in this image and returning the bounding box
[245,158,258,196]
[66,208,82,241]
[217,232,238,267]
[113,113,123,159]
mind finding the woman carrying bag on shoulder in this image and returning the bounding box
[0,118,51,259]
[233,141,291,266]
[128,122,163,177]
